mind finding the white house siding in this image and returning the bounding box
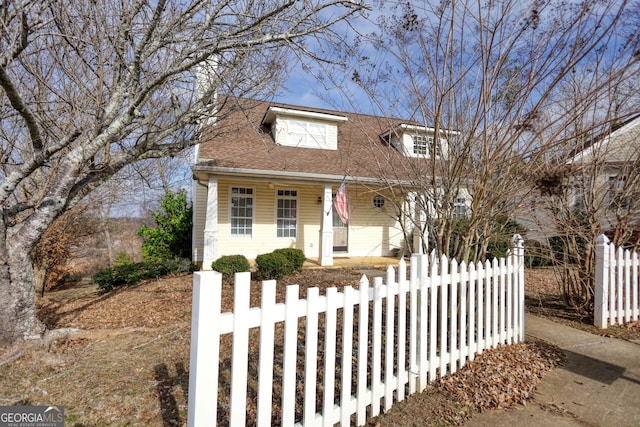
[193,176,405,262]
[399,132,449,160]
[297,187,323,258]
[192,178,209,263]
[342,187,405,257]
[203,179,325,260]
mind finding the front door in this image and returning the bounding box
[332,208,348,251]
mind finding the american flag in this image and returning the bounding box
[334,181,349,224]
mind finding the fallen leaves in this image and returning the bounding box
[37,275,193,330]
[437,340,566,413]
[30,267,575,426]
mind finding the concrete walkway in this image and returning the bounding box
[467,314,640,427]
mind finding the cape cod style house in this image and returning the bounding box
[191,98,462,268]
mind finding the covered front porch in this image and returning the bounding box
[244,255,405,271]
[301,255,406,270]
[193,175,429,270]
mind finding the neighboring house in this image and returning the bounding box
[191,98,462,268]
[519,114,640,244]
[566,115,640,229]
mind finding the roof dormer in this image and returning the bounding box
[262,106,348,150]
[381,123,456,160]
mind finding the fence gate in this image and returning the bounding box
[595,234,640,328]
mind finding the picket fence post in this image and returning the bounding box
[187,271,222,427]
[594,234,610,328]
[257,280,277,427]
[511,234,525,342]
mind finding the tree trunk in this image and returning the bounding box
[34,265,47,297]
[0,220,45,345]
[104,224,114,267]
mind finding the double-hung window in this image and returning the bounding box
[453,197,468,219]
[570,175,592,212]
[230,187,253,236]
[607,175,630,210]
[412,135,441,157]
[413,135,428,155]
[277,190,297,238]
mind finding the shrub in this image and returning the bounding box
[137,190,193,263]
[524,239,554,268]
[548,235,587,264]
[212,255,251,281]
[163,258,198,274]
[32,208,98,294]
[446,216,529,262]
[93,258,195,292]
[272,248,306,272]
[113,251,133,267]
[255,252,293,280]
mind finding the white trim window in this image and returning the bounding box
[413,135,428,155]
[453,197,468,219]
[569,175,592,211]
[230,187,254,236]
[373,194,385,208]
[412,135,441,157]
[276,189,297,238]
[607,175,630,210]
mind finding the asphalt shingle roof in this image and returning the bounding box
[195,98,437,184]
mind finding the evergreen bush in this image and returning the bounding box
[211,255,251,281]
[255,252,293,280]
[524,239,554,268]
[113,251,133,267]
[137,190,193,263]
[272,248,306,272]
[93,258,195,292]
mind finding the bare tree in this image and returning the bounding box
[532,96,640,309]
[317,0,638,267]
[0,0,365,344]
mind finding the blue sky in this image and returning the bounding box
[271,1,386,112]
[275,73,338,109]
[272,0,637,122]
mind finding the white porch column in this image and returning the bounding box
[319,184,334,266]
[412,193,427,255]
[202,177,219,270]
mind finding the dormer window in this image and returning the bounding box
[413,135,428,155]
[382,123,453,159]
[262,106,347,150]
[413,135,442,157]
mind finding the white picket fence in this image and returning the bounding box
[594,234,640,328]
[187,235,525,426]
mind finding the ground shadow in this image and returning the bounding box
[561,349,640,386]
[38,284,137,328]
[525,294,593,324]
[154,362,189,426]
